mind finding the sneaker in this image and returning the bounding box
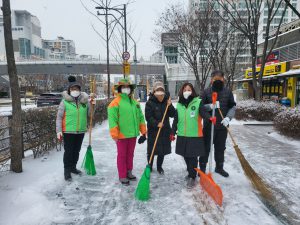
[215,167,229,177]
[127,171,137,180]
[157,167,164,175]
[71,168,82,175]
[186,177,196,189]
[119,178,130,186]
[64,169,72,181]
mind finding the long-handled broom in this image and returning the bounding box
[195,92,223,206]
[81,78,97,176]
[217,108,273,200]
[135,102,170,201]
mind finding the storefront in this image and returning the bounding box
[238,62,300,107]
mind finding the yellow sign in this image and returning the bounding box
[123,61,130,76]
[245,62,287,78]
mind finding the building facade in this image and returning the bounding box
[0,10,46,61]
[43,36,76,60]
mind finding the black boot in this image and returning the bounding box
[64,169,72,181]
[71,167,82,175]
[157,167,164,175]
[200,163,207,174]
[215,164,229,177]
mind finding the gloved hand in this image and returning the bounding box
[57,132,63,141]
[210,101,220,110]
[221,117,230,127]
[169,133,176,141]
[138,135,147,144]
[209,117,216,125]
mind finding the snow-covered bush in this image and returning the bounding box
[236,99,284,121]
[274,106,300,139]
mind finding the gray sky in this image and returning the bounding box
[9,0,186,59]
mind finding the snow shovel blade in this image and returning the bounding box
[135,165,151,201]
[81,145,96,176]
[195,168,223,207]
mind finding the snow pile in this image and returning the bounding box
[274,106,300,139]
[236,99,284,121]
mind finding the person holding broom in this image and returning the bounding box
[107,78,147,186]
[199,70,236,177]
[145,82,175,174]
[56,76,96,181]
[171,83,211,188]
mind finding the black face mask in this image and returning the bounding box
[212,80,224,92]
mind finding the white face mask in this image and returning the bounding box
[70,90,81,98]
[121,87,131,95]
[154,91,165,97]
[183,91,192,99]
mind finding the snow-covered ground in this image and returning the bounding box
[0,104,299,225]
[0,105,36,116]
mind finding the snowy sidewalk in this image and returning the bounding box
[0,120,290,225]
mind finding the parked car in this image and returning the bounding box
[37,92,62,107]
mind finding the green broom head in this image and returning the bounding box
[81,145,96,176]
[134,165,151,201]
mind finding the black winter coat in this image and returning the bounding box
[171,96,208,157]
[201,87,236,130]
[145,93,176,156]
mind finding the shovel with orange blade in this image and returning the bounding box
[194,91,223,207]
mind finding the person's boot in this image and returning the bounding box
[200,163,207,174]
[186,177,196,189]
[157,167,164,175]
[64,169,72,181]
[71,167,82,175]
[127,171,137,180]
[215,163,229,177]
[119,178,130,186]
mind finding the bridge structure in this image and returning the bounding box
[0,60,165,76]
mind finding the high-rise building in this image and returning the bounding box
[43,36,76,60]
[0,10,46,61]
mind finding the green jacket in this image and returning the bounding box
[177,98,203,137]
[108,93,146,139]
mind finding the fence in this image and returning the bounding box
[0,99,111,165]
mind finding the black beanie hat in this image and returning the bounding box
[68,76,81,92]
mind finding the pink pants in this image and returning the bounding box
[116,138,137,179]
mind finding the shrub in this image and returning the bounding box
[235,99,284,121]
[274,106,300,139]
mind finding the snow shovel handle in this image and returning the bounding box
[89,78,96,146]
[148,100,170,165]
[217,108,238,147]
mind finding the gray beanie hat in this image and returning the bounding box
[68,76,81,92]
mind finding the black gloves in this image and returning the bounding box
[138,135,147,144]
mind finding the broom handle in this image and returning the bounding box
[88,78,96,146]
[217,108,238,147]
[148,101,170,165]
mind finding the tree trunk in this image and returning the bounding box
[2,0,23,173]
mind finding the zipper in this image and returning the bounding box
[76,103,80,132]
[184,107,187,136]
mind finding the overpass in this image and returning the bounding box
[0,60,166,76]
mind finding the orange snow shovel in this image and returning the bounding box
[195,92,223,207]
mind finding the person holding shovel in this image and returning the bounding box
[171,83,210,188]
[56,76,96,181]
[108,78,147,186]
[145,82,175,174]
[199,70,236,177]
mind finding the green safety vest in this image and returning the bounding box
[177,98,203,137]
[63,100,88,132]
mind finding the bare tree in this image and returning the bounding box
[1,0,23,172]
[213,0,288,99]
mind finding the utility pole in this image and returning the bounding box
[123,4,128,53]
[105,4,110,98]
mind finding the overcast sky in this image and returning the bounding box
[8,0,186,59]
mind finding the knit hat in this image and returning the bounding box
[68,76,81,91]
[114,78,136,90]
[153,81,165,93]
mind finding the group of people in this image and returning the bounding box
[56,70,236,188]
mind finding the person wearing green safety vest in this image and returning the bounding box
[56,76,96,181]
[171,83,212,189]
